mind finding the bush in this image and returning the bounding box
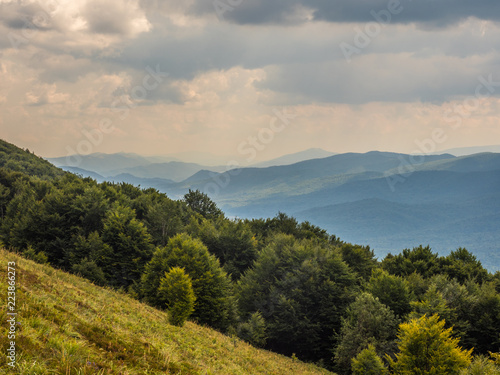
[351,344,388,375]
[158,267,196,327]
[71,258,107,285]
[23,246,48,264]
[237,312,267,347]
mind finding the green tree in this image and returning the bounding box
[238,234,357,365]
[351,344,388,375]
[100,204,154,288]
[339,243,378,282]
[366,269,412,318]
[460,355,500,375]
[335,292,398,374]
[382,245,441,278]
[237,311,267,348]
[144,197,184,246]
[188,217,258,280]
[141,233,234,330]
[389,314,472,375]
[441,248,490,284]
[72,257,107,285]
[183,189,223,220]
[158,267,196,327]
[466,281,500,353]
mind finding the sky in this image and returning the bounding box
[0,0,500,164]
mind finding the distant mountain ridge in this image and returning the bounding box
[43,146,500,271]
[252,148,336,168]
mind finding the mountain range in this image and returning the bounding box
[47,149,500,271]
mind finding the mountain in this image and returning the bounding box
[1,138,64,179]
[47,152,152,176]
[168,151,499,271]
[252,148,336,168]
[48,152,229,182]
[60,166,106,182]
[437,145,500,156]
[177,152,456,202]
[107,173,175,190]
[0,248,332,375]
[108,161,228,182]
[401,153,500,173]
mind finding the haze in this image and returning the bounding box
[1,0,499,163]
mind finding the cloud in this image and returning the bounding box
[82,0,151,36]
[186,0,500,27]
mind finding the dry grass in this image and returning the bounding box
[0,249,334,375]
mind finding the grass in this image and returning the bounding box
[0,248,334,374]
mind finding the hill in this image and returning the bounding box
[0,139,64,179]
[47,152,152,176]
[438,145,500,156]
[109,161,227,182]
[0,248,333,375]
[252,148,336,168]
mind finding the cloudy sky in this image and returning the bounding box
[1,0,499,163]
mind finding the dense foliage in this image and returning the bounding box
[1,138,499,373]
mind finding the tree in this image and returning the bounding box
[237,234,357,365]
[339,243,378,282]
[100,204,154,288]
[188,217,258,280]
[183,189,223,220]
[366,269,412,318]
[144,197,184,246]
[441,248,490,284]
[351,344,388,375]
[158,267,195,327]
[460,355,500,375]
[335,292,398,374]
[382,245,441,278]
[237,311,267,348]
[141,233,234,330]
[389,314,472,375]
[72,257,107,285]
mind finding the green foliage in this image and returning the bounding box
[366,269,412,318]
[0,139,65,179]
[237,311,268,348]
[466,281,500,353]
[188,217,258,280]
[389,314,472,375]
[238,233,357,365]
[460,355,500,375]
[22,245,48,264]
[158,267,196,327]
[144,195,185,246]
[441,248,490,284]
[71,257,107,285]
[246,212,329,244]
[141,233,234,330]
[339,243,378,282]
[334,292,398,374]
[410,284,455,322]
[351,344,388,375]
[184,189,223,220]
[100,204,154,288]
[382,245,441,278]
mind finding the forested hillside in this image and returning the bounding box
[1,138,500,374]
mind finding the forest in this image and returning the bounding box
[1,139,500,374]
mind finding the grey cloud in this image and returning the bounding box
[255,55,500,105]
[189,0,308,25]
[0,2,54,31]
[187,0,500,27]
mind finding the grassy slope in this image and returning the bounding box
[0,249,333,375]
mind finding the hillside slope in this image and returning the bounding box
[0,249,333,375]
